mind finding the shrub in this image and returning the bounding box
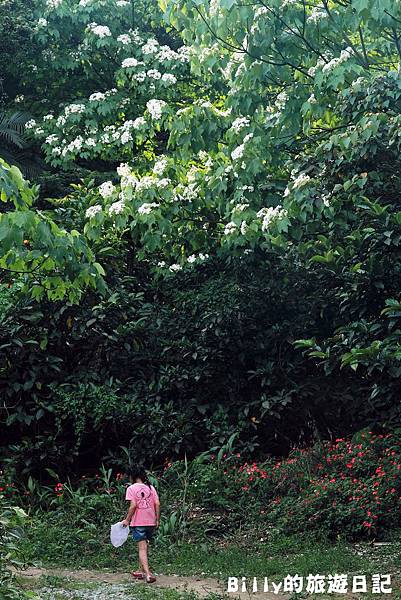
[0,501,31,599]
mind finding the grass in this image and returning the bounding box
[17,509,401,599]
[20,511,401,580]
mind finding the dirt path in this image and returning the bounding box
[17,567,290,599]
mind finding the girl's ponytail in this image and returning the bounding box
[127,464,151,487]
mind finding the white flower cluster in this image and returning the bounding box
[146,99,166,120]
[231,117,250,133]
[224,221,237,235]
[174,182,198,202]
[117,163,131,177]
[85,205,102,219]
[231,131,254,161]
[116,0,130,5]
[117,34,131,45]
[161,73,177,85]
[275,91,288,110]
[47,0,62,8]
[64,103,86,116]
[232,203,249,213]
[254,6,268,18]
[45,134,59,144]
[138,202,160,214]
[122,57,141,68]
[89,92,106,102]
[156,45,188,64]
[291,172,311,190]
[88,23,112,38]
[169,264,182,272]
[309,47,355,77]
[257,206,287,232]
[142,38,159,55]
[187,252,209,263]
[231,145,245,160]
[153,156,168,175]
[99,117,145,146]
[109,200,125,215]
[25,119,37,130]
[99,181,115,198]
[307,7,328,24]
[37,18,48,26]
[79,0,91,6]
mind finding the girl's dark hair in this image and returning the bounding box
[127,464,151,487]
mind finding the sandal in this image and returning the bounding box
[131,571,144,579]
[146,575,157,583]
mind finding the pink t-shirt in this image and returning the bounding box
[125,483,159,526]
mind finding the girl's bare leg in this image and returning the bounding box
[138,540,151,578]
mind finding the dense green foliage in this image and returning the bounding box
[1,0,401,566]
[0,501,29,599]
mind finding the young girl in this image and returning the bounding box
[122,464,160,584]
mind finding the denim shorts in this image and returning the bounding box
[130,526,155,542]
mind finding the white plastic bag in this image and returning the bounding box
[110,522,129,548]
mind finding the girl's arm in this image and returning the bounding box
[122,500,136,527]
[155,498,160,527]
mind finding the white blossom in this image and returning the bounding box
[89,92,106,102]
[88,23,112,38]
[38,18,48,26]
[156,178,170,188]
[147,69,161,80]
[142,38,159,55]
[254,6,268,18]
[161,73,177,85]
[65,103,86,116]
[117,163,131,177]
[133,72,146,82]
[116,0,130,5]
[307,7,328,24]
[138,202,160,214]
[157,46,179,61]
[257,206,287,231]
[224,221,238,235]
[240,220,248,235]
[47,0,62,7]
[146,99,166,120]
[117,34,131,45]
[121,131,132,144]
[231,144,245,160]
[153,157,168,175]
[132,116,146,129]
[43,114,54,121]
[99,181,115,198]
[85,205,102,219]
[169,263,182,272]
[25,119,37,129]
[231,117,250,133]
[232,203,249,213]
[187,254,197,263]
[291,172,311,190]
[122,57,139,68]
[109,200,125,215]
